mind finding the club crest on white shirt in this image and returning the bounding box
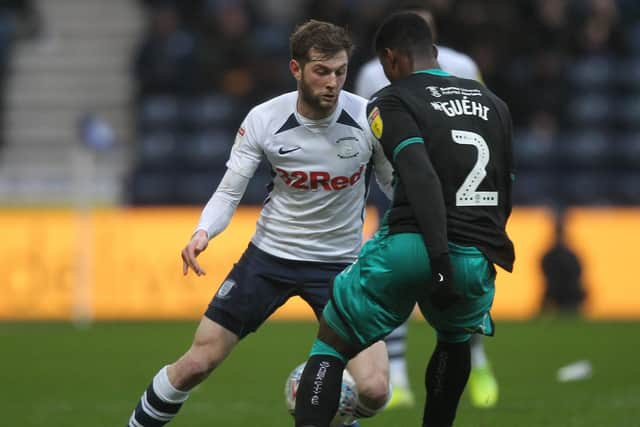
[336,136,360,159]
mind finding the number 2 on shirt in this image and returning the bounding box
[451,130,498,207]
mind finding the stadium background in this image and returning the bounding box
[1,1,639,426]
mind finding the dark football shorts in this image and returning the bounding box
[205,243,349,339]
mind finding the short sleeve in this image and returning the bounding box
[366,91,424,164]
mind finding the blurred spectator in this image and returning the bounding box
[129,0,640,206]
[133,3,199,99]
[572,0,626,56]
[197,0,277,106]
[0,0,40,38]
[540,208,587,314]
[0,0,41,151]
[78,113,116,151]
[507,0,571,129]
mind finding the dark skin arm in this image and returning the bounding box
[394,142,460,309]
[370,91,460,309]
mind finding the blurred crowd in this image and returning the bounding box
[128,0,640,206]
[0,0,39,149]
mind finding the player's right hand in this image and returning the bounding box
[431,277,461,310]
[181,229,209,276]
[430,254,462,310]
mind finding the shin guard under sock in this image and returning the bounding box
[423,340,471,427]
[295,355,346,427]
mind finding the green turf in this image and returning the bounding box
[2,319,639,426]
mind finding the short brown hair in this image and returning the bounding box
[290,20,353,64]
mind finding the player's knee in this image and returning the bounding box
[184,322,237,377]
[356,371,390,410]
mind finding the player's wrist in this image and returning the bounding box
[430,253,461,310]
[430,253,452,282]
[192,228,210,241]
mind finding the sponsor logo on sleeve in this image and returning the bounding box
[367,106,383,139]
[233,125,246,148]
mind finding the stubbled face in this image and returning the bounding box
[291,48,348,116]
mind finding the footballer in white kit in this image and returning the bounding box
[199,89,392,336]
[222,90,390,264]
[127,20,392,427]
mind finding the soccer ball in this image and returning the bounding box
[284,362,359,427]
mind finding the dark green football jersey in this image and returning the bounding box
[367,69,515,272]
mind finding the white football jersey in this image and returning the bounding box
[227,90,391,263]
[355,45,482,99]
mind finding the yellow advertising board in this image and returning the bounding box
[0,207,639,320]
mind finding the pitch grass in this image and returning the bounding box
[2,319,639,427]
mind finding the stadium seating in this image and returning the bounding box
[613,58,640,89]
[568,56,614,89]
[556,172,613,206]
[556,131,610,171]
[136,131,180,170]
[610,132,640,170]
[611,172,640,204]
[616,95,640,129]
[138,95,180,131]
[174,171,224,205]
[129,170,179,205]
[125,1,640,207]
[512,129,557,172]
[511,172,558,206]
[179,94,237,131]
[179,130,234,171]
[566,93,613,128]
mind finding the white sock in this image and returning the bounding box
[128,366,189,427]
[153,365,190,403]
[470,336,488,369]
[388,358,410,389]
[354,398,382,419]
[385,323,410,389]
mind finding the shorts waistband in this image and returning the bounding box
[448,242,483,256]
[247,242,351,268]
[379,228,483,256]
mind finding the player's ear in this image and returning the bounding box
[382,48,393,64]
[379,48,398,80]
[432,44,438,59]
[290,59,302,81]
[379,48,393,70]
[389,48,403,74]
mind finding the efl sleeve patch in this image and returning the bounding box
[233,121,247,147]
[367,106,383,139]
